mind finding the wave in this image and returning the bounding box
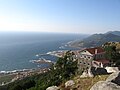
[29,58,54,64]
[0,69,32,74]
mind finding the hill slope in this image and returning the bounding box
[59,75,109,90]
[105,31,120,36]
[70,31,120,48]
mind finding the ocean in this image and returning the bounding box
[0,32,86,71]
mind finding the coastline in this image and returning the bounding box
[0,40,80,86]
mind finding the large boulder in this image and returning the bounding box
[80,71,89,78]
[105,67,119,73]
[46,86,59,90]
[91,72,120,90]
[80,67,94,78]
[88,67,94,77]
[80,67,108,78]
[106,72,120,85]
[106,72,120,82]
[90,81,120,90]
[65,80,75,87]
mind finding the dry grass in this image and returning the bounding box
[59,74,109,90]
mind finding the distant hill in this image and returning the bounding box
[105,31,120,36]
[70,31,120,48]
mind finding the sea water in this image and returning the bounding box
[0,32,86,71]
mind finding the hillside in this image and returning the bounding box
[59,75,109,90]
[105,31,120,36]
[70,31,120,48]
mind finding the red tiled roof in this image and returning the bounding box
[85,47,104,54]
[95,59,110,64]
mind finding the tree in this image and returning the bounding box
[54,51,78,80]
[104,46,120,66]
[22,80,36,90]
[9,85,22,90]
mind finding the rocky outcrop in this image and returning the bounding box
[80,67,94,78]
[90,72,120,90]
[106,72,120,85]
[90,81,120,90]
[46,86,59,90]
[65,80,75,87]
[80,67,108,78]
[88,67,95,77]
[105,67,119,73]
[80,71,89,78]
[106,72,120,82]
[80,71,94,78]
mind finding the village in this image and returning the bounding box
[50,42,120,77]
[45,42,120,90]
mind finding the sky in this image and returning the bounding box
[0,0,120,34]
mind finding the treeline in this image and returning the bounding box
[103,44,120,66]
[0,51,77,90]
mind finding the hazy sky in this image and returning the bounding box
[0,0,120,34]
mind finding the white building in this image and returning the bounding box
[73,47,110,70]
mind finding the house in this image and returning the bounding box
[73,47,110,70]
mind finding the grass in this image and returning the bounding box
[59,74,109,90]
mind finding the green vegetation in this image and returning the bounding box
[0,76,36,90]
[9,79,35,90]
[70,31,120,48]
[103,42,120,50]
[103,45,120,66]
[0,74,15,84]
[28,51,77,90]
[0,51,77,90]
